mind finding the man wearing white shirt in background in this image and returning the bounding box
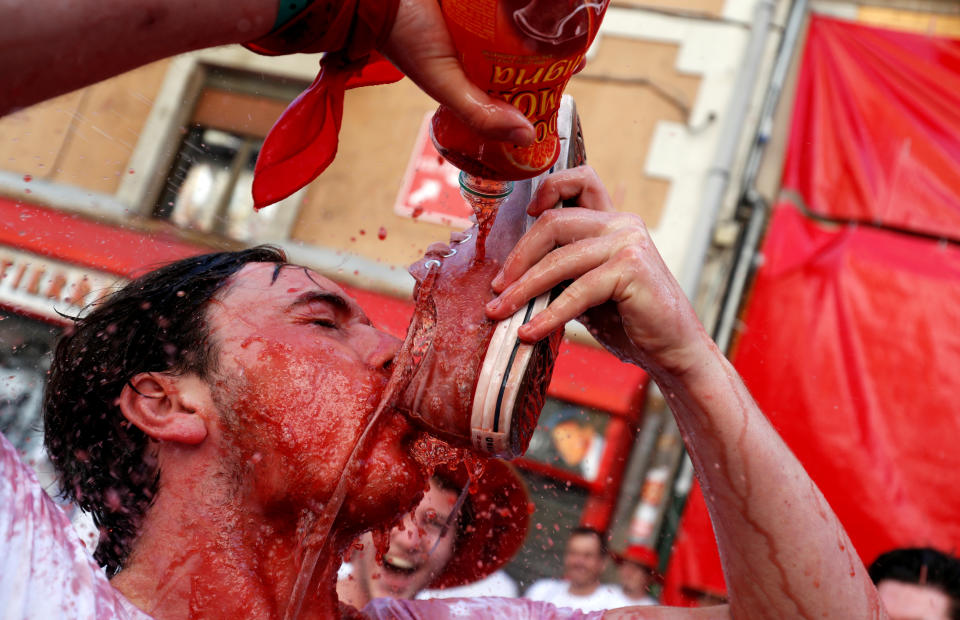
[524,526,624,613]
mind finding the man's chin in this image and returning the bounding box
[371,571,423,601]
[337,423,428,530]
[337,475,425,536]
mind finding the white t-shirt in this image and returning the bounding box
[580,437,604,481]
[0,431,150,619]
[365,597,603,619]
[524,578,628,613]
[604,584,657,608]
[417,569,519,599]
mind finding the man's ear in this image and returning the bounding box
[118,372,209,445]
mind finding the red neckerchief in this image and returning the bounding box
[244,0,404,208]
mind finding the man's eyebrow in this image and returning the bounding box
[289,291,351,312]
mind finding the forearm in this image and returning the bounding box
[605,605,729,620]
[485,168,885,618]
[2,0,275,114]
[653,336,885,620]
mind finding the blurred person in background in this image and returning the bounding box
[869,547,960,620]
[524,526,624,613]
[609,544,659,607]
[337,460,526,607]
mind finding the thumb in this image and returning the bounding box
[380,0,535,145]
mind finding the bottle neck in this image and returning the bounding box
[459,172,514,214]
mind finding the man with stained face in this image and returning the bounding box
[341,477,464,606]
[0,168,889,619]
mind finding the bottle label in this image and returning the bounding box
[436,0,608,177]
[446,0,497,40]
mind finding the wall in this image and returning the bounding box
[0,60,169,196]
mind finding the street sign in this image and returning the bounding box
[393,112,474,229]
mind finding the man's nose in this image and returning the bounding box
[361,325,401,371]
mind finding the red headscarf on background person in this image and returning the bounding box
[428,459,531,589]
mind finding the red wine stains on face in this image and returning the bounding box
[204,263,426,525]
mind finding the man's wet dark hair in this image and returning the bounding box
[570,525,608,556]
[43,246,286,575]
[869,547,960,620]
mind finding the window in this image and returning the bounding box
[152,72,307,242]
[155,126,278,240]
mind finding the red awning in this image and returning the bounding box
[0,198,210,278]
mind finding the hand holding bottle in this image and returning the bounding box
[485,166,708,380]
[489,171,885,620]
[381,0,536,146]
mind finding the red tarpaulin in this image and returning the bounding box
[664,15,960,603]
[783,15,960,238]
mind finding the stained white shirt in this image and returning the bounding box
[366,597,603,619]
[417,569,519,599]
[0,432,149,619]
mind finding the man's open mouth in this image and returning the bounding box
[383,554,418,576]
